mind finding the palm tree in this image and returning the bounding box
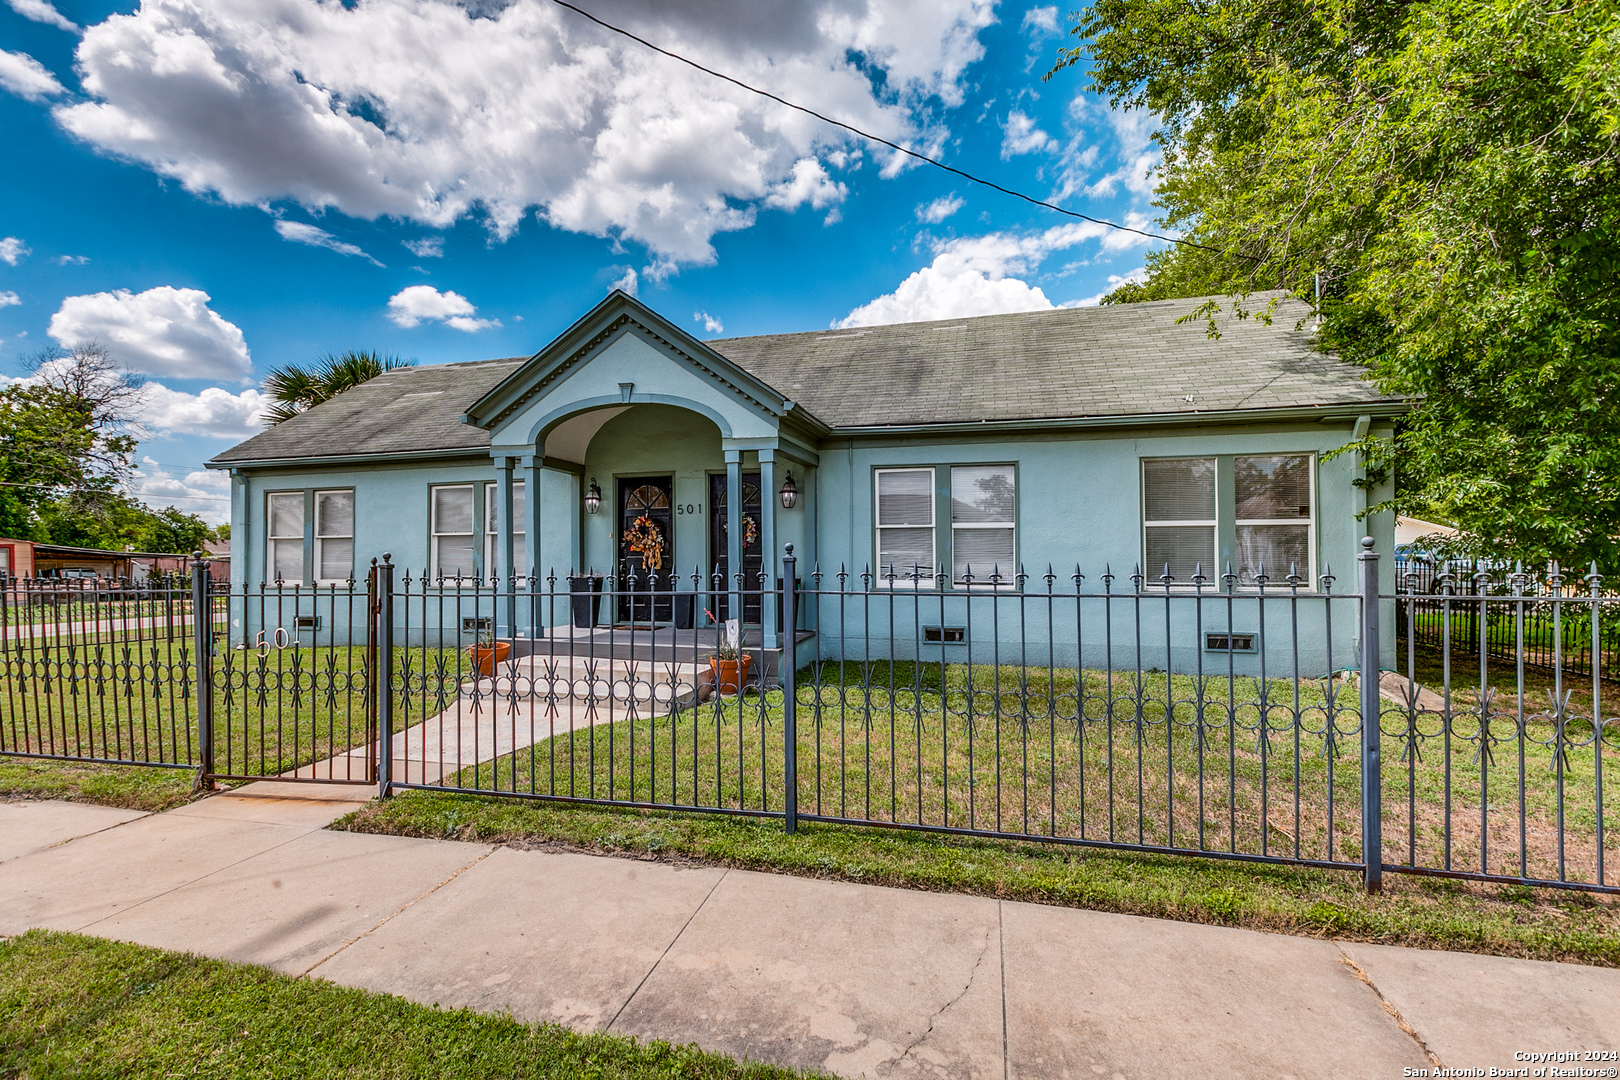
[262,350,414,425]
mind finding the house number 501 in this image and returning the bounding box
[255,628,292,655]
[675,503,700,515]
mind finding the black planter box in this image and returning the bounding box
[569,574,604,628]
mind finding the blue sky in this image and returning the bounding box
[0,0,1163,522]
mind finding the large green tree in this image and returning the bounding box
[0,342,216,553]
[262,349,413,424]
[1052,0,1620,566]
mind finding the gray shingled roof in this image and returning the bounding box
[708,294,1396,428]
[212,357,525,464]
[211,294,1398,466]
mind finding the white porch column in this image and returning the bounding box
[758,448,779,649]
[726,449,742,630]
[523,453,544,634]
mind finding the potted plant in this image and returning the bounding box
[704,610,751,694]
[468,627,510,676]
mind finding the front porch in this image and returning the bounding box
[464,292,823,650]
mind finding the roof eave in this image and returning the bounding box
[826,400,1412,437]
[206,446,494,471]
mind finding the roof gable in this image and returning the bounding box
[463,290,819,436]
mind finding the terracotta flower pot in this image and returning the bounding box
[470,641,511,676]
[709,653,752,695]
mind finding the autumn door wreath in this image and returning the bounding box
[624,514,665,571]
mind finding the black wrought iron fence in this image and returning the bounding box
[1395,558,1620,681]
[1386,568,1618,889]
[5,546,1616,896]
[1,573,201,768]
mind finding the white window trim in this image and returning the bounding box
[950,464,1018,589]
[265,491,305,585]
[1141,457,1218,590]
[1234,452,1317,589]
[313,488,354,585]
[484,480,527,583]
[430,483,477,583]
[874,466,936,590]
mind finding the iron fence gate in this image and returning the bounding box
[4,545,1615,894]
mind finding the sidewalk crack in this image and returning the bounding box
[602,868,727,1034]
[1337,947,1442,1069]
[896,923,994,1066]
[298,845,497,980]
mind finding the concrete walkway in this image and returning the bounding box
[2,788,1616,1079]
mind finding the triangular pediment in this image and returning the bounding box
[463,291,813,436]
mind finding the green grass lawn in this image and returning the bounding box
[0,931,813,1080]
[0,756,198,812]
[336,789,1620,967]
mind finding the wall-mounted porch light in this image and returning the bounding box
[584,478,602,515]
[779,470,798,509]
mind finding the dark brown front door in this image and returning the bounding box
[709,472,762,623]
[618,476,673,623]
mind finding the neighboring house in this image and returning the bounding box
[207,290,1404,668]
[0,539,207,582]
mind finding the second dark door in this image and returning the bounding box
[709,472,762,623]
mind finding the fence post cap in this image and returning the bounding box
[784,542,794,557]
[1361,536,1375,551]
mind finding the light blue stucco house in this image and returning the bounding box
[207,290,1403,673]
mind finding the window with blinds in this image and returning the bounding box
[1142,458,1217,584]
[951,464,1015,584]
[484,480,526,580]
[430,484,477,579]
[313,490,354,583]
[1234,454,1313,584]
[875,467,935,584]
[266,492,304,584]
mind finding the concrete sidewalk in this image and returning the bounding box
[2,788,1615,1079]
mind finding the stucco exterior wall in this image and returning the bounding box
[223,411,1394,673]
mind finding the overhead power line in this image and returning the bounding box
[548,0,1223,256]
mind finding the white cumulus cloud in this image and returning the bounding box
[0,237,28,265]
[137,383,269,440]
[694,310,723,335]
[52,0,995,268]
[402,236,443,258]
[48,286,253,381]
[128,458,234,525]
[273,220,383,266]
[386,284,497,332]
[0,291,19,308]
[915,194,964,223]
[1001,109,1055,158]
[1021,6,1060,34]
[8,0,77,31]
[836,220,1155,328]
[608,267,638,297]
[765,158,847,213]
[0,49,66,101]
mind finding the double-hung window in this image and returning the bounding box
[875,467,935,584]
[484,480,526,580]
[430,484,477,579]
[314,490,354,583]
[266,492,304,583]
[951,465,1015,585]
[1141,454,1316,586]
[1234,454,1313,584]
[1142,458,1218,584]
